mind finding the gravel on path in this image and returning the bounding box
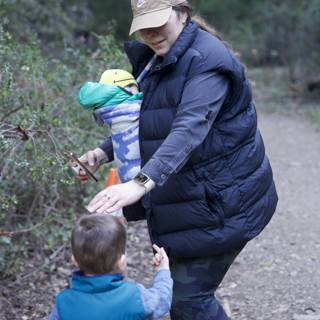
[126,112,320,320]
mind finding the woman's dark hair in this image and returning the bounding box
[173,1,224,41]
[71,214,126,275]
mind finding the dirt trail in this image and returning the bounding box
[127,111,320,320]
[2,111,320,320]
[215,112,320,320]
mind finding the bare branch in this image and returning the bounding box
[0,106,24,122]
[16,125,30,140]
[15,243,67,283]
[0,221,46,237]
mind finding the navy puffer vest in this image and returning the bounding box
[124,21,278,258]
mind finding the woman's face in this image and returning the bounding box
[138,10,187,56]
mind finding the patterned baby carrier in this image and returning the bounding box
[78,82,143,182]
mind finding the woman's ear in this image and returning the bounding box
[178,11,188,25]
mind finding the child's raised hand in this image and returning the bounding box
[151,244,169,271]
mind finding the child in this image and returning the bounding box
[78,69,143,183]
[48,214,172,320]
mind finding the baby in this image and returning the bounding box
[78,69,143,182]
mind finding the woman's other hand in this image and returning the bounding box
[86,180,145,214]
[69,148,107,184]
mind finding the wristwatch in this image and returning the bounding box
[133,172,154,193]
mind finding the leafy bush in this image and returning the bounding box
[250,0,320,91]
[1,0,92,49]
[195,0,320,93]
[0,24,129,277]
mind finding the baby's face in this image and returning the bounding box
[125,84,139,94]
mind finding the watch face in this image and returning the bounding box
[134,172,149,184]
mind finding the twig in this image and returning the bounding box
[0,126,17,135]
[28,133,38,154]
[0,197,60,237]
[0,106,24,122]
[27,191,41,217]
[18,243,67,282]
[0,221,46,237]
[16,125,30,140]
[46,130,59,156]
[0,141,24,183]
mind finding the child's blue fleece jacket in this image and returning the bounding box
[48,269,172,320]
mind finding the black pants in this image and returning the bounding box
[170,248,242,320]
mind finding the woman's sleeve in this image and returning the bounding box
[98,137,114,162]
[141,72,229,186]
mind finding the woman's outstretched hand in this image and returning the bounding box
[86,180,146,214]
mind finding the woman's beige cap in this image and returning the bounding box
[130,0,186,35]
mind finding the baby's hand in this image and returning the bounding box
[151,244,169,271]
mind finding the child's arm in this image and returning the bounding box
[137,245,173,319]
[48,304,60,320]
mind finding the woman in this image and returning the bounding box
[81,1,278,318]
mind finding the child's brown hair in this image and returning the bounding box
[71,214,126,275]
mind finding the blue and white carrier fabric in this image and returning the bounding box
[78,82,143,182]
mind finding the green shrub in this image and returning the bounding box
[0,24,129,277]
[256,0,320,89]
[0,0,92,49]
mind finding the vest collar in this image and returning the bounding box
[71,270,124,293]
[125,40,154,78]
